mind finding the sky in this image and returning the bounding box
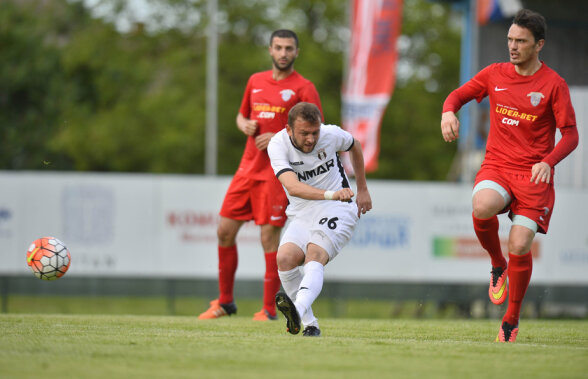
[81,0,202,33]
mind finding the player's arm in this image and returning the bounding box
[441,66,490,142]
[440,111,460,142]
[441,85,477,142]
[532,81,581,184]
[531,125,579,184]
[276,170,354,202]
[236,113,258,136]
[254,132,275,151]
[347,139,372,217]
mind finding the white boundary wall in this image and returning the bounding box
[1,171,587,284]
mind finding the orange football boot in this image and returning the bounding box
[496,321,518,342]
[198,299,237,319]
[252,309,278,321]
[489,266,508,305]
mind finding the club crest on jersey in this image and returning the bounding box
[280,89,295,101]
[527,92,544,107]
[317,148,327,160]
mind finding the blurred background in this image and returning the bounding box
[1,0,587,319]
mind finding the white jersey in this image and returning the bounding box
[267,124,354,217]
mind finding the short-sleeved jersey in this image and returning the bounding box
[267,124,354,217]
[237,70,322,180]
[444,62,576,171]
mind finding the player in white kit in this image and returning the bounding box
[267,102,372,336]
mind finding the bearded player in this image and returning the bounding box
[268,102,372,336]
[199,30,323,321]
[441,9,578,342]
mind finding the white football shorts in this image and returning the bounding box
[280,201,359,261]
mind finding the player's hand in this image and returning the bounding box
[355,189,372,218]
[254,132,275,150]
[530,161,551,184]
[441,111,460,142]
[239,119,258,136]
[333,188,354,202]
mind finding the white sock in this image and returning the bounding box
[278,267,303,301]
[295,261,324,320]
[278,266,318,327]
[302,309,319,328]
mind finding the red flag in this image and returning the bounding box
[342,0,403,173]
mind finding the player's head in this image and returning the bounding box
[507,9,545,67]
[269,29,299,72]
[287,102,321,153]
[270,30,299,48]
[513,9,546,43]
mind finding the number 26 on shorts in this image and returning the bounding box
[319,217,338,230]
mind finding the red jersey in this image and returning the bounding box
[443,62,576,171]
[237,70,322,180]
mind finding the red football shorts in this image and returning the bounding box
[219,173,288,227]
[474,164,555,234]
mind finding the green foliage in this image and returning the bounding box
[0,0,461,179]
[374,0,461,180]
[0,1,73,169]
[56,21,207,172]
[214,0,348,174]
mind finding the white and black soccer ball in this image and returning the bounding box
[26,237,71,280]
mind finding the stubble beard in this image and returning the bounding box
[272,57,295,72]
[290,136,315,153]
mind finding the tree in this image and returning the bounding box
[214,0,348,174]
[0,0,461,180]
[372,0,461,180]
[0,1,76,169]
[55,17,208,172]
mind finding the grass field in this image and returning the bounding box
[1,312,587,379]
[2,295,492,319]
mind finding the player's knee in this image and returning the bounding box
[508,234,533,254]
[276,246,304,270]
[472,198,500,219]
[508,240,530,254]
[276,251,295,270]
[472,187,507,219]
[306,245,329,265]
[217,225,237,246]
[508,223,536,254]
[472,207,493,219]
[260,231,280,252]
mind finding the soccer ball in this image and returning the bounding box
[26,237,71,280]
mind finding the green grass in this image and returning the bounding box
[2,295,483,319]
[1,314,587,379]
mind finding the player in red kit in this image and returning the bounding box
[441,9,578,342]
[199,30,322,321]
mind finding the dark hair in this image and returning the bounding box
[270,29,299,47]
[288,102,321,128]
[513,9,546,42]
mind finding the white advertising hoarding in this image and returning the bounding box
[0,171,587,284]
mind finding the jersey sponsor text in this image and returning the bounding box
[296,159,335,182]
[495,105,538,122]
[252,104,287,113]
[257,111,276,119]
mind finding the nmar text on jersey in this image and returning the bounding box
[296,159,335,182]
